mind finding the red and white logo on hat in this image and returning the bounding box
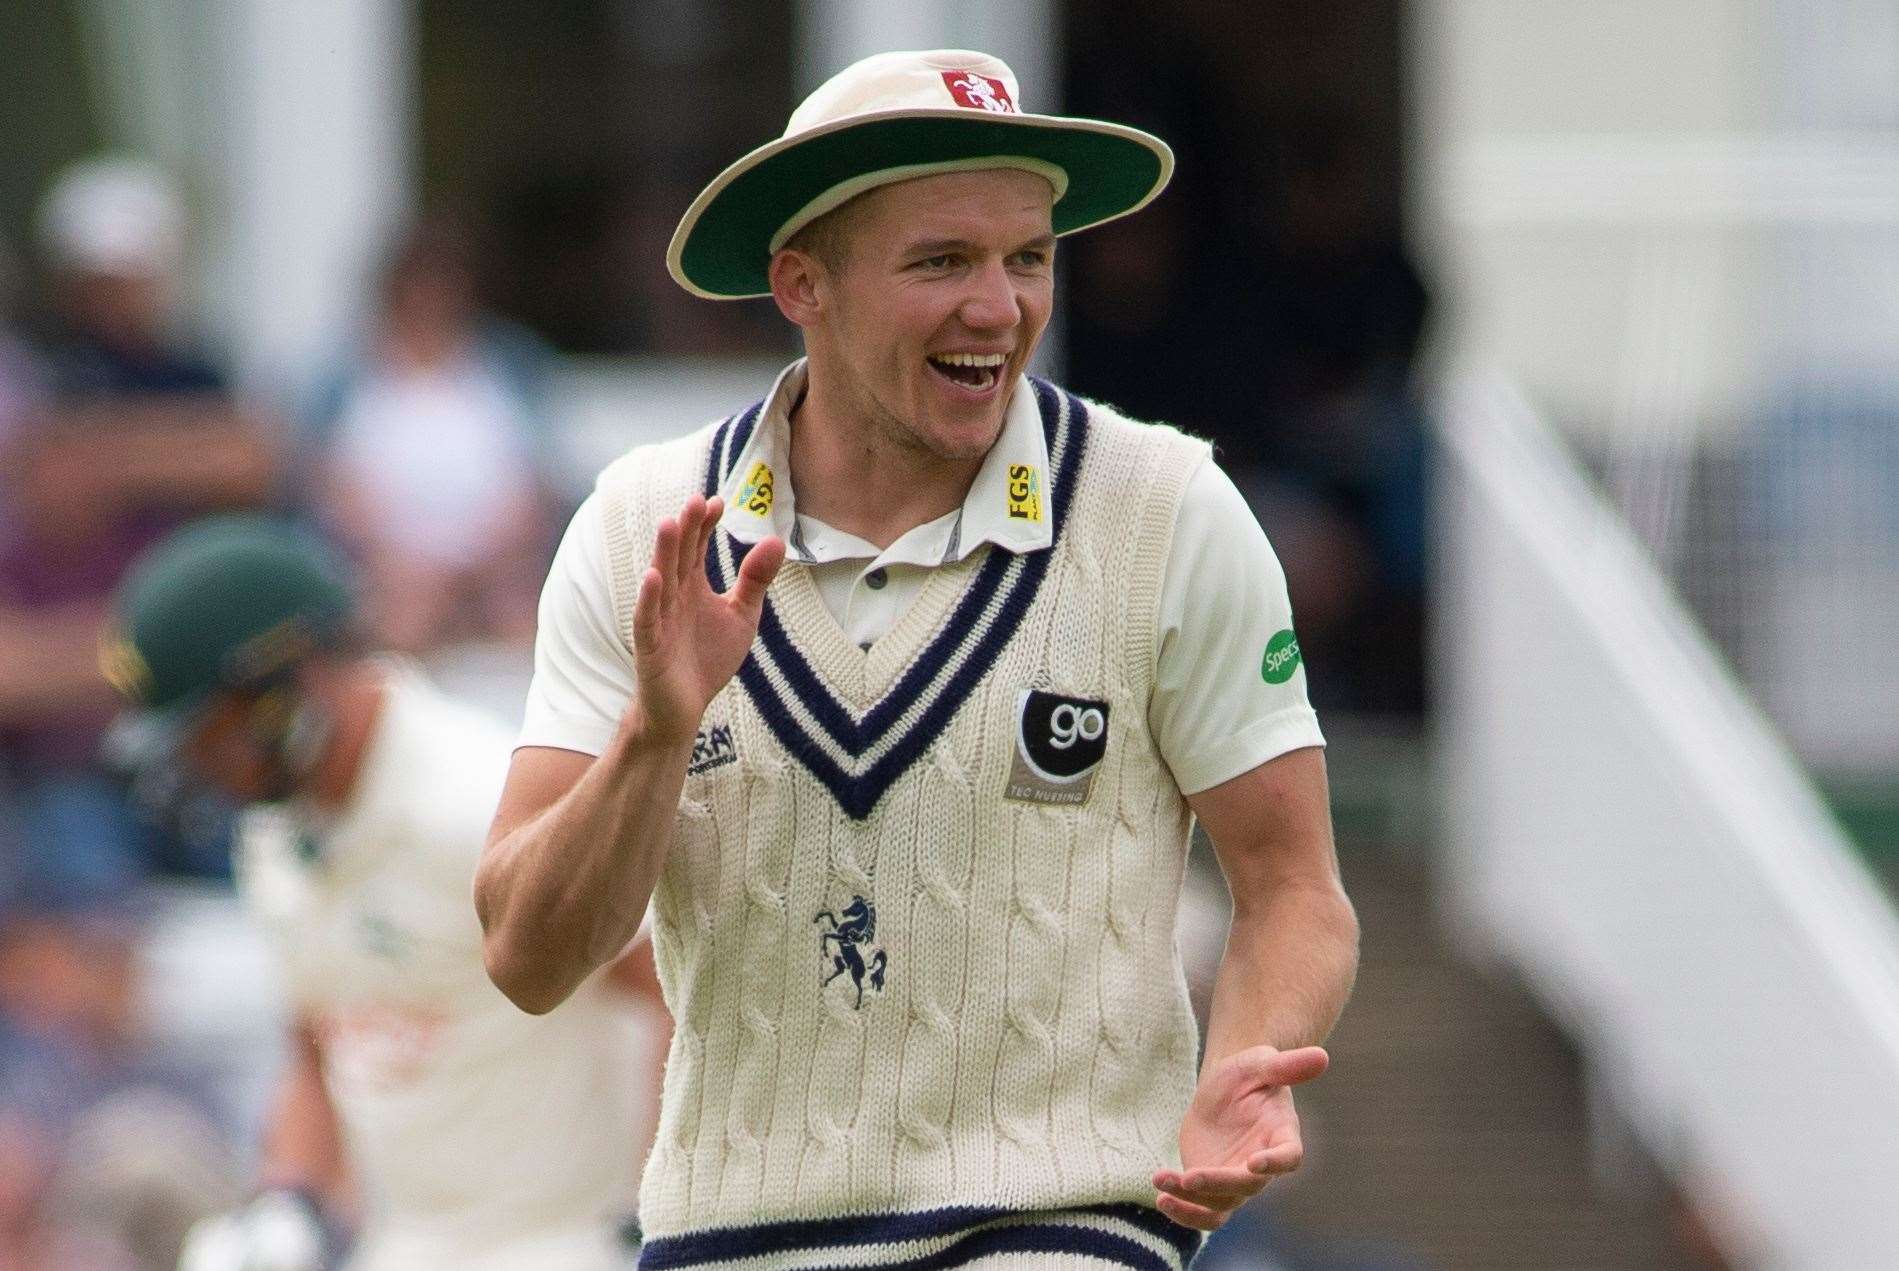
[941,70,1016,114]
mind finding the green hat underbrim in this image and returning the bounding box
[667,110,1172,300]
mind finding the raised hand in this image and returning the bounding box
[1154,1044,1329,1231]
[627,493,785,743]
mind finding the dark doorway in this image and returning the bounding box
[1063,0,1426,714]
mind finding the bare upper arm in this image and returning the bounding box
[485,744,599,850]
[605,932,665,1008]
[1186,746,1339,910]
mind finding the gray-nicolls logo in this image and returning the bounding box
[689,721,736,775]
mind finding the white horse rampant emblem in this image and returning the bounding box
[942,70,1016,114]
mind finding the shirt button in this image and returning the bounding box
[864,567,888,590]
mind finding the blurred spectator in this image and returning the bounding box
[303,216,560,654]
[0,155,273,1268]
[0,903,239,1270]
[1,155,279,871]
[0,248,40,435]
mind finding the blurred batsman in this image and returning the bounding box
[100,516,656,1270]
[480,48,1357,1270]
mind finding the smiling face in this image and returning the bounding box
[778,168,1057,462]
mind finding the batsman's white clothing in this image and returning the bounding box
[237,669,640,1271]
[520,369,1324,1271]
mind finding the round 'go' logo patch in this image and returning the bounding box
[1005,689,1110,805]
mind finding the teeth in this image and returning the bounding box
[930,352,1008,368]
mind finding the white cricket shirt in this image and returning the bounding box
[236,666,640,1270]
[519,361,1323,795]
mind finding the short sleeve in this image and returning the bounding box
[516,494,637,756]
[1150,458,1325,796]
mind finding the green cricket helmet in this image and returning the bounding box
[102,514,356,765]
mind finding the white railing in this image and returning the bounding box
[1431,372,1899,1270]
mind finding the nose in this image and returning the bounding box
[958,258,1022,333]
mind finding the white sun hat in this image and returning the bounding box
[36,156,186,276]
[666,48,1174,300]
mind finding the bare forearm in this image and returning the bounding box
[259,1030,347,1201]
[0,603,113,720]
[1201,880,1358,1070]
[475,721,694,1013]
[113,411,278,505]
[37,401,278,507]
[480,491,783,1013]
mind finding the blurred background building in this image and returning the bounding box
[1,0,1895,1267]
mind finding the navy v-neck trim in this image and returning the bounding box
[703,379,1086,820]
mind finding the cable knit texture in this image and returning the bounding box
[598,383,1208,1257]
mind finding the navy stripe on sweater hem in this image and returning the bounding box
[1077,1202,1203,1266]
[638,1204,1007,1267]
[637,1202,1185,1270]
[818,1220,1173,1270]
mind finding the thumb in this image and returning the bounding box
[1228,1045,1329,1092]
[728,536,786,613]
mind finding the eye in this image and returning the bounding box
[1009,249,1049,268]
[914,254,956,271]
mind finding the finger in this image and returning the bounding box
[1183,1165,1272,1196]
[631,567,664,654]
[1267,1045,1329,1086]
[689,495,725,588]
[728,535,786,612]
[1246,1141,1305,1176]
[651,516,682,597]
[1154,1165,1266,1205]
[1154,1192,1227,1233]
[673,495,707,586]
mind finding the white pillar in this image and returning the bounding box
[212,0,414,396]
[797,0,1059,111]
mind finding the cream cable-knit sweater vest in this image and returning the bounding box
[599,381,1208,1249]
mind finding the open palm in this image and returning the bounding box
[1154,1045,1328,1231]
[629,493,785,742]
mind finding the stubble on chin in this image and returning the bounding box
[858,387,994,464]
[899,406,1003,464]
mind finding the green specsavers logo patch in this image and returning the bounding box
[1261,629,1302,684]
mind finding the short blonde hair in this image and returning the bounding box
[779,200,858,274]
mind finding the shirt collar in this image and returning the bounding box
[717,359,1054,562]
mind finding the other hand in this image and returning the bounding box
[1154,1044,1328,1231]
[176,1189,327,1271]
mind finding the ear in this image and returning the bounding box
[768,248,826,329]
